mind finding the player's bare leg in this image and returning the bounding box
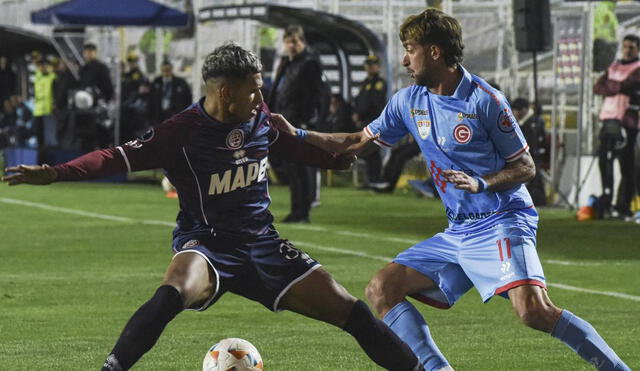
[508,284,561,332]
[366,263,453,371]
[366,262,435,316]
[102,253,216,371]
[279,268,423,371]
[509,285,630,370]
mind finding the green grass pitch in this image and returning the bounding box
[0,182,638,370]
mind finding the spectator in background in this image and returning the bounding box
[73,43,114,151]
[27,51,44,99]
[33,58,58,149]
[327,93,357,134]
[10,95,33,129]
[1,95,33,148]
[353,55,388,187]
[594,34,640,220]
[0,55,17,103]
[268,25,325,223]
[150,61,192,125]
[370,137,421,193]
[122,52,147,103]
[53,58,78,149]
[80,43,114,102]
[121,52,150,140]
[511,97,548,206]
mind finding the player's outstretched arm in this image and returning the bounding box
[2,148,130,186]
[270,129,357,170]
[270,113,378,154]
[2,165,57,186]
[442,152,536,193]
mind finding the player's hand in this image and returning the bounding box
[334,153,357,170]
[1,164,57,186]
[269,113,297,137]
[342,131,380,154]
[442,169,480,193]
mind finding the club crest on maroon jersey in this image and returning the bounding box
[226,129,244,149]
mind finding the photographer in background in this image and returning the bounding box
[594,34,640,220]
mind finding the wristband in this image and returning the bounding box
[295,128,308,141]
[475,176,488,193]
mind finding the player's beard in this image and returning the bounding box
[413,69,431,87]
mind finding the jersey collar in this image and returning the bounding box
[196,96,220,124]
[422,65,473,101]
[451,65,473,100]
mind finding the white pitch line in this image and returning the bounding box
[3,197,640,302]
[286,222,420,244]
[548,283,640,302]
[294,241,392,263]
[1,197,134,223]
[1,197,176,227]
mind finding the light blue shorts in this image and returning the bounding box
[394,220,546,309]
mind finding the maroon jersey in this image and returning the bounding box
[53,99,344,239]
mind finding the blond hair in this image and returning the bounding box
[399,8,464,66]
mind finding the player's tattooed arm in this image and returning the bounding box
[443,152,535,193]
[269,113,378,154]
[270,130,357,170]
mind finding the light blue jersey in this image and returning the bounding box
[365,66,536,232]
[365,66,545,307]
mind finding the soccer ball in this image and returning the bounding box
[203,338,263,371]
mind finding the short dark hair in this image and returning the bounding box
[511,97,529,111]
[83,43,97,51]
[623,34,640,48]
[202,42,262,82]
[283,25,305,42]
[399,8,464,66]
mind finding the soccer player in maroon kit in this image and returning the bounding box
[2,43,422,371]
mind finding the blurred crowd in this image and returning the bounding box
[0,42,192,159]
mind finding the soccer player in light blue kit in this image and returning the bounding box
[270,8,631,371]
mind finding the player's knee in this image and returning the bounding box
[181,284,215,308]
[365,276,402,310]
[163,275,215,308]
[517,305,559,332]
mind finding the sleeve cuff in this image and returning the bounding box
[364,125,392,147]
[504,145,529,162]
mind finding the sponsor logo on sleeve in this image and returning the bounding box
[453,124,472,144]
[125,128,155,148]
[497,108,516,133]
[138,128,155,142]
